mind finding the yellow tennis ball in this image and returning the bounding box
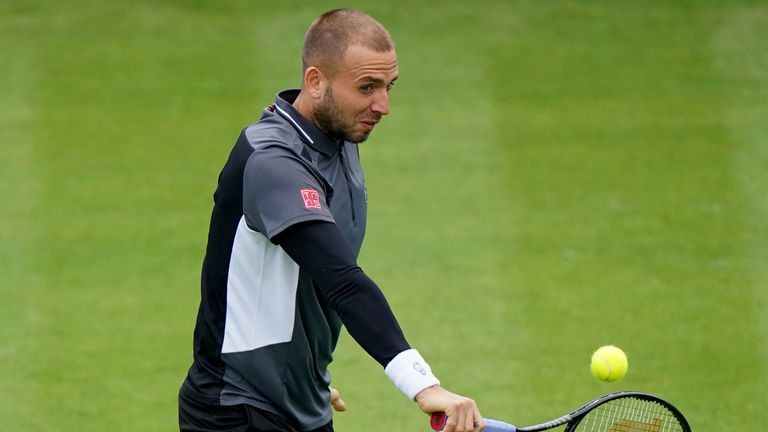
[590,345,628,382]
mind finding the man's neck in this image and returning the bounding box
[292,91,315,125]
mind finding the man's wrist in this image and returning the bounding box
[414,384,441,404]
[384,349,441,400]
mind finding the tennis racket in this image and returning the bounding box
[430,391,690,432]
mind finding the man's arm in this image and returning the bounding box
[273,221,484,431]
[273,220,411,366]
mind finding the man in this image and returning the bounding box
[179,9,485,432]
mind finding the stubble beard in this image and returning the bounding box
[313,87,370,144]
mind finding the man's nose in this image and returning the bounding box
[370,89,390,116]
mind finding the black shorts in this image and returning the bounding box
[179,387,334,432]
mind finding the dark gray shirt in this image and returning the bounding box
[185,89,368,430]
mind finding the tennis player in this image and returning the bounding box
[179,8,484,432]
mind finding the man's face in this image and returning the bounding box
[313,45,398,143]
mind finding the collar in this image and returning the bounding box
[275,89,340,157]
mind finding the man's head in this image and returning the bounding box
[295,9,398,143]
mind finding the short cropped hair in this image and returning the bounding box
[302,9,394,76]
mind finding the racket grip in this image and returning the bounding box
[430,412,516,432]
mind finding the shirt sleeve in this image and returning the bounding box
[275,220,441,401]
[273,220,411,366]
[243,144,336,239]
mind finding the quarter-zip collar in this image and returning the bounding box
[275,89,340,157]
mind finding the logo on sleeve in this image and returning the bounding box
[300,189,322,210]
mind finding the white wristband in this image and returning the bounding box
[384,349,440,400]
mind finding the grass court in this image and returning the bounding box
[1,1,766,430]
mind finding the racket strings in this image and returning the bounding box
[576,397,684,432]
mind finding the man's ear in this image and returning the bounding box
[303,66,326,99]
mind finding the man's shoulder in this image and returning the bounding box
[241,108,304,154]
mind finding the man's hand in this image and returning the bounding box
[415,385,484,432]
[330,387,347,412]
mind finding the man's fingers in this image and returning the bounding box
[473,404,484,431]
[443,412,458,432]
[474,418,485,431]
[332,398,347,412]
[416,385,484,431]
[465,409,476,432]
[330,387,347,412]
[463,412,475,432]
[445,406,466,432]
[447,398,482,432]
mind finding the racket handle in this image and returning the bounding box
[430,412,516,432]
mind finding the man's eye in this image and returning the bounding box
[360,85,373,94]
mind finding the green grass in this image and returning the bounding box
[1,1,766,431]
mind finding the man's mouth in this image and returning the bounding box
[360,120,379,131]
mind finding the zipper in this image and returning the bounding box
[337,146,357,225]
